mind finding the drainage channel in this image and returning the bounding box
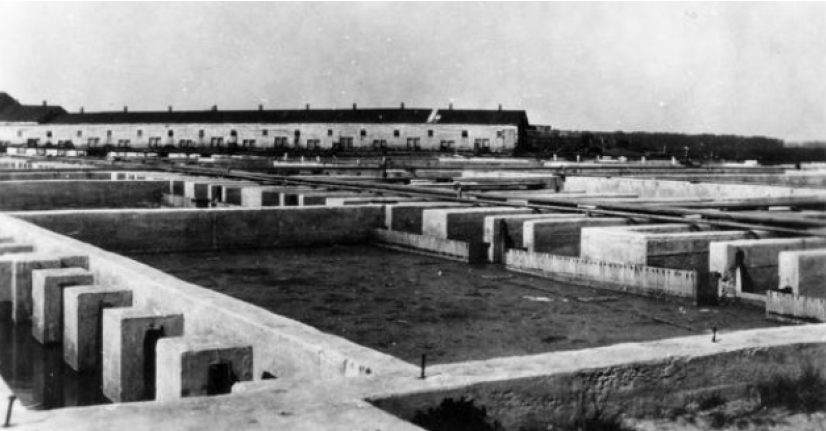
[0,303,109,410]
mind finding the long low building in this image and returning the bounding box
[0,92,529,155]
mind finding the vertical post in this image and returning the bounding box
[3,396,15,428]
[420,354,427,379]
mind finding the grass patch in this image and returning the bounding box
[756,364,826,414]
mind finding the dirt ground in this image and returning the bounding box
[130,245,783,365]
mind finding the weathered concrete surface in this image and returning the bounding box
[565,176,826,199]
[155,336,253,401]
[523,217,630,256]
[505,249,697,299]
[709,237,826,296]
[580,225,751,268]
[240,186,285,208]
[63,285,134,371]
[482,213,575,263]
[298,192,363,206]
[2,253,62,322]
[384,201,468,234]
[421,207,533,242]
[14,206,385,253]
[370,229,487,263]
[31,267,94,344]
[766,290,826,322]
[778,249,826,298]
[102,308,185,402]
[0,180,167,210]
[0,242,35,256]
[326,196,418,206]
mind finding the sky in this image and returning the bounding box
[0,2,824,142]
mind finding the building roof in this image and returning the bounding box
[0,93,529,127]
[0,92,67,123]
[49,107,529,127]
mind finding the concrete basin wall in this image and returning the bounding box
[0,212,414,383]
[13,206,385,253]
[565,176,826,199]
[0,180,168,211]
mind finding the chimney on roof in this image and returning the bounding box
[124,106,128,113]
[42,100,47,107]
[305,103,310,111]
[168,106,173,112]
[211,105,217,112]
[258,104,263,111]
[449,102,453,111]
[400,102,405,110]
[353,103,357,111]
[498,104,502,112]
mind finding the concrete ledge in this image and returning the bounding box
[14,206,386,253]
[155,336,253,401]
[370,229,487,264]
[766,290,826,322]
[505,249,697,299]
[5,253,62,322]
[102,308,185,402]
[31,267,94,344]
[0,180,168,211]
[64,285,134,372]
[778,249,826,298]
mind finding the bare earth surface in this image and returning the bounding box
[129,245,783,365]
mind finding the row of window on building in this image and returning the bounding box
[30,128,478,139]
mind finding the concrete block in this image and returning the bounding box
[483,213,575,263]
[421,207,532,242]
[709,237,826,295]
[0,253,62,322]
[102,308,184,402]
[31,267,94,344]
[63,285,133,372]
[155,336,253,401]
[779,249,826,298]
[523,217,629,256]
[384,202,467,234]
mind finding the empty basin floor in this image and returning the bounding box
[129,245,782,365]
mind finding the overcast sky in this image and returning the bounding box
[1,2,824,142]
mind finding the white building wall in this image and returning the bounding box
[1,122,519,152]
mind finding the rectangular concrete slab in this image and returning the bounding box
[102,308,185,402]
[0,243,35,256]
[155,336,253,401]
[422,207,533,242]
[778,249,826,298]
[385,201,468,234]
[523,217,630,256]
[709,237,826,295]
[63,285,133,372]
[31,267,94,344]
[3,253,62,322]
[483,213,577,263]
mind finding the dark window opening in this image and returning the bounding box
[230,130,238,137]
[143,326,166,400]
[461,130,468,138]
[428,130,434,137]
[262,129,268,136]
[168,130,174,137]
[76,130,83,137]
[393,130,400,137]
[46,131,53,138]
[137,129,143,137]
[327,129,333,136]
[261,371,277,380]
[198,129,205,138]
[294,129,301,136]
[206,362,238,395]
[360,129,366,137]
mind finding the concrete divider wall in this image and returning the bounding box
[766,291,826,322]
[482,213,575,263]
[0,180,168,211]
[709,237,826,295]
[523,217,630,256]
[13,206,385,253]
[565,176,826,199]
[370,229,486,263]
[373,334,826,430]
[422,207,533,242]
[505,249,697,299]
[385,202,468,234]
[0,213,415,382]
